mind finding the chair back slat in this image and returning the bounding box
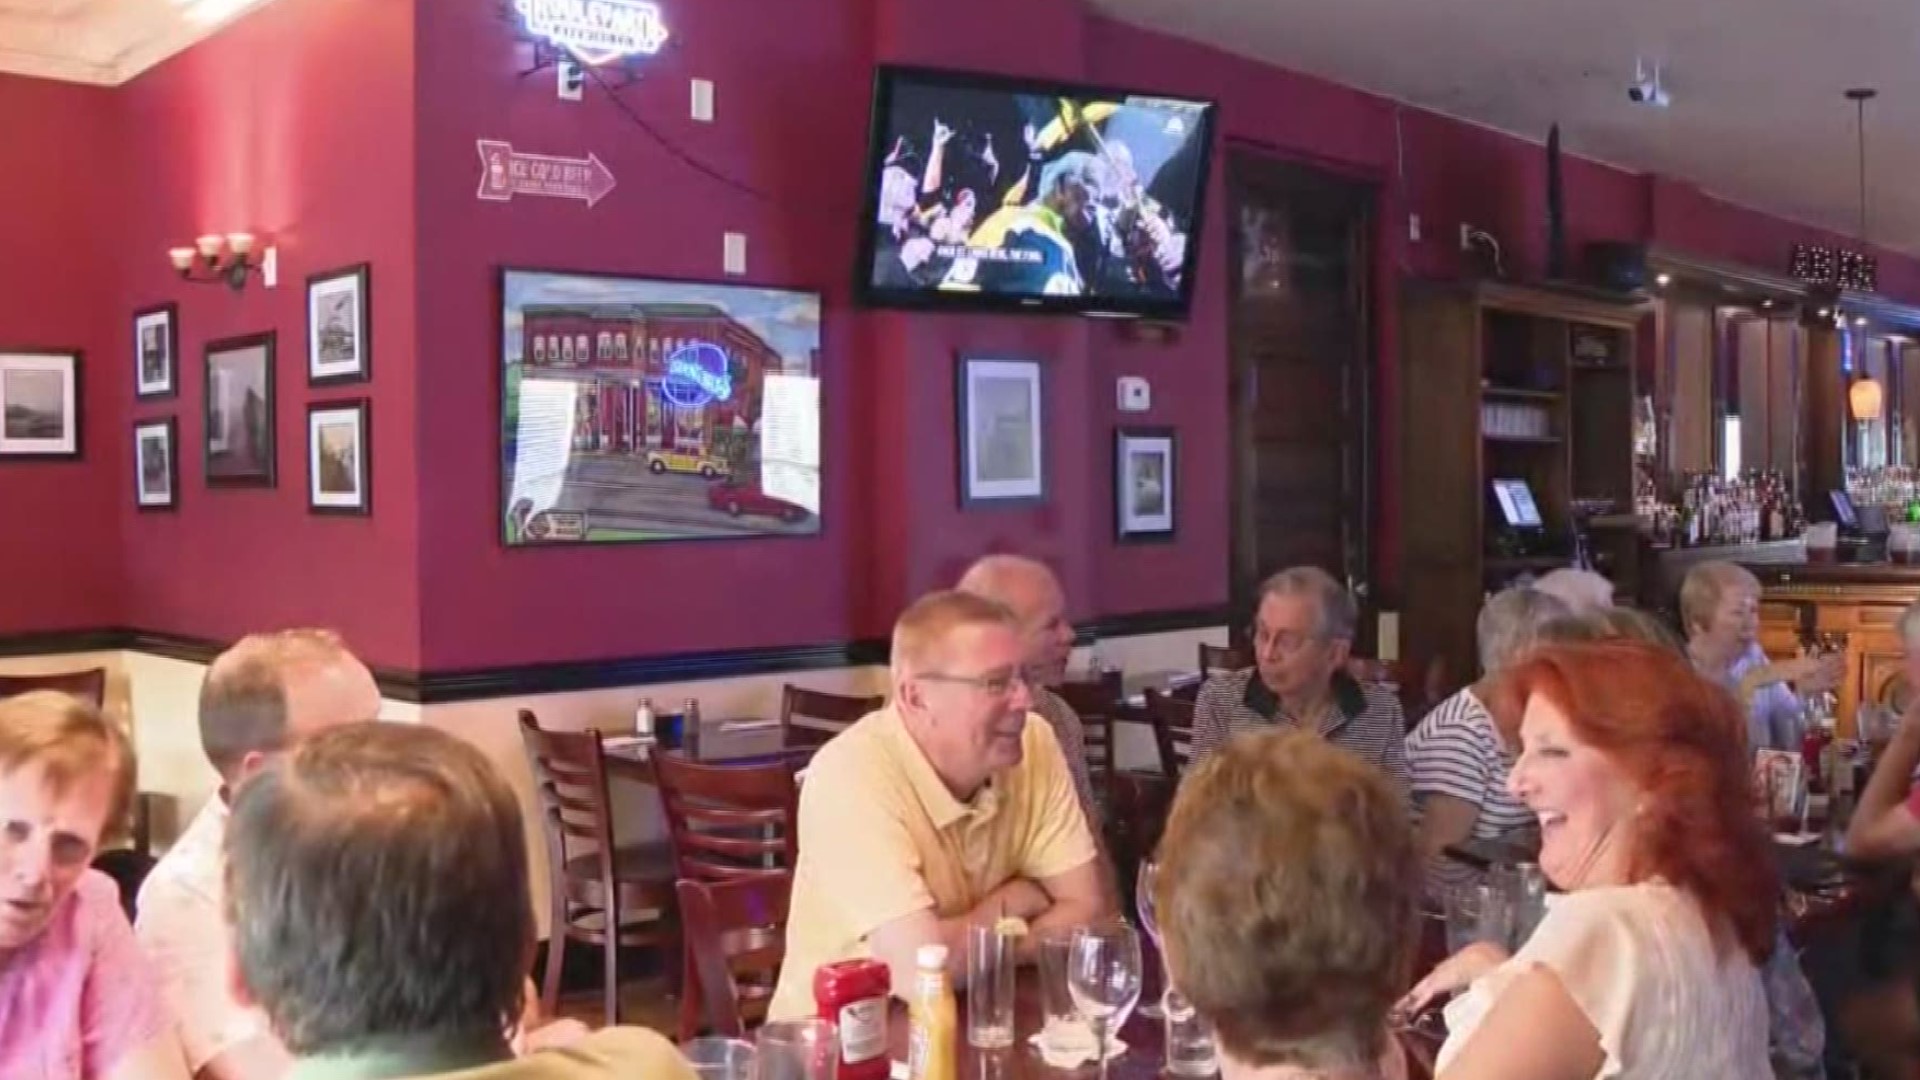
[1052,677,1119,803]
[518,711,620,886]
[677,874,794,1038]
[0,668,107,709]
[655,754,799,883]
[780,685,882,748]
[1143,688,1197,779]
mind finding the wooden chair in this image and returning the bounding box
[1052,677,1121,807]
[518,710,677,1026]
[676,875,793,1038]
[779,685,882,748]
[1142,688,1199,779]
[0,668,106,708]
[1197,643,1250,682]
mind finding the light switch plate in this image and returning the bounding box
[1117,375,1151,412]
[558,60,584,101]
[262,246,278,289]
[723,233,747,275]
[691,79,715,122]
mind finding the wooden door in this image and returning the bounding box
[1227,151,1376,644]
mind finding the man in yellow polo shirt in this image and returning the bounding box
[769,590,1109,1017]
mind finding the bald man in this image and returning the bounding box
[136,630,382,1080]
[957,555,1099,826]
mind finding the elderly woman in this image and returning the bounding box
[1681,560,1841,751]
[0,691,187,1079]
[1533,568,1615,614]
[1156,727,1419,1080]
[1406,587,1569,870]
[1400,641,1776,1077]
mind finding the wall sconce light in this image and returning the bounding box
[168,232,265,290]
[1851,373,1884,421]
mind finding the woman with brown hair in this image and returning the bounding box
[1399,640,1777,1078]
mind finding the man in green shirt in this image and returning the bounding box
[225,722,695,1080]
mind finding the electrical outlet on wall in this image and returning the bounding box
[723,233,747,275]
[557,60,584,101]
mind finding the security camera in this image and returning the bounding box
[1627,59,1670,107]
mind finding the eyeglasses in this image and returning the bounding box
[1249,624,1325,656]
[917,669,1029,698]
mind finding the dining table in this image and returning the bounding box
[880,969,1439,1080]
[598,719,816,784]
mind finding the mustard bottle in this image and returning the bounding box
[907,944,957,1080]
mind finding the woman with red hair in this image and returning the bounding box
[1398,640,1776,1078]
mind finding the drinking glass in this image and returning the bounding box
[1134,859,1166,1019]
[966,923,1016,1049]
[756,1019,837,1080]
[1068,921,1143,1080]
[1162,988,1218,1077]
[684,1037,759,1080]
[1036,927,1082,1056]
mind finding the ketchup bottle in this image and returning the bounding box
[815,958,890,1080]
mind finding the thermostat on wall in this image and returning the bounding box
[1117,375,1151,412]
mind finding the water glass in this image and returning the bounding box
[756,1019,837,1080]
[967,922,1016,1049]
[1445,880,1513,953]
[1068,921,1144,1080]
[1135,860,1166,1020]
[1162,988,1218,1077]
[683,1037,758,1080]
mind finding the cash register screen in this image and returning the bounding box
[1829,490,1859,530]
[1492,478,1544,529]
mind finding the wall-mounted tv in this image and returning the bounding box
[854,65,1217,320]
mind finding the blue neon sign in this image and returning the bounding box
[657,342,733,408]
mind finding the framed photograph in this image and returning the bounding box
[499,268,823,546]
[134,303,178,399]
[133,417,177,510]
[0,350,81,459]
[204,332,276,487]
[308,399,370,514]
[1115,426,1176,541]
[307,263,371,385]
[956,356,1044,506]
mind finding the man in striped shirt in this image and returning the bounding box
[1190,566,1407,799]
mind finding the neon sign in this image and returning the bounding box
[658,342,732,408]
[515,0,670,66]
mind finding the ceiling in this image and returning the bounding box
[1093,0,1920,257]
[0,0,272,85]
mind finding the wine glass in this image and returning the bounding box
[1134,860,1166,1019]
[1068,921,1143,1080]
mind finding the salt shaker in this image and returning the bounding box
[634,697,656,739]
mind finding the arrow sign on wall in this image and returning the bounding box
[476,140,617,207]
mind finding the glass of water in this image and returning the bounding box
[1069,921,1143,1080]
[1135,859,1166,1019]
[966,922,1016,1049]
[1162,988,1218,1077]
[757,1019,837,1080]
[683,1037,758,1080]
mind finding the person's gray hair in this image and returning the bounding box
[1041,152,1115,202]
[1477,588,1572,674]
[1256,567,1356,641]
[1532,569,1614,614]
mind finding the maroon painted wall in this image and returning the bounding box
[113,0,421,667]
[0,76,122,633]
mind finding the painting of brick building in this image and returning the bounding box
[501,270,822,544]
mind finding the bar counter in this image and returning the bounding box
[1654,541,1920,736]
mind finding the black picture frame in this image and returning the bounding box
[307,262,372,386]
[133,416,178,511]
[955,354,1046,508]
[307,398,371,515]
[203,332,277,488]
[133,303,179,400]
[1115,425,1176,542]
[0,348,83,460]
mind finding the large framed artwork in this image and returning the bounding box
[0,350,81,459]
[204,332,276,487]
[956,356,1044,506]
[134,303,178,399]
[500,269,823,545]
[1115,426,1175,541]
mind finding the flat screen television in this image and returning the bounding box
[854,65,1217,319]
[1491,477,1544,529]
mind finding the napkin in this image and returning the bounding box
[1030,1017,1128,1068]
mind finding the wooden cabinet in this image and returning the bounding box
[1401,280,1647,697]
[1749,564,1920,736]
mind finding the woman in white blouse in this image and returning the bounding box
[1398,639,1777,1079]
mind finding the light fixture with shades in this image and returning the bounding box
[1851,370,1884,421]
[1842,88,1882,419]
[167,232,265,290]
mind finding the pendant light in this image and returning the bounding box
[1846,88,1882,421]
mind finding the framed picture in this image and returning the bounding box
[956,356,1044,506]
[133,303,178,399]
[499,268,823,546]
[1115,426,1176,541]
[133,417,178,510]
[0,350,81,459]
[307,263,371,385]
[308,399,370,514]
[204,332,276,487]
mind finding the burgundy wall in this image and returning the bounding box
[0,76,122,633]
[113,0,421,667]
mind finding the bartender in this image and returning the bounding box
[1679,561,1843,751]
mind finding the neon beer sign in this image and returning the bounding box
[515,0,670,65]
[658,342,733,408]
